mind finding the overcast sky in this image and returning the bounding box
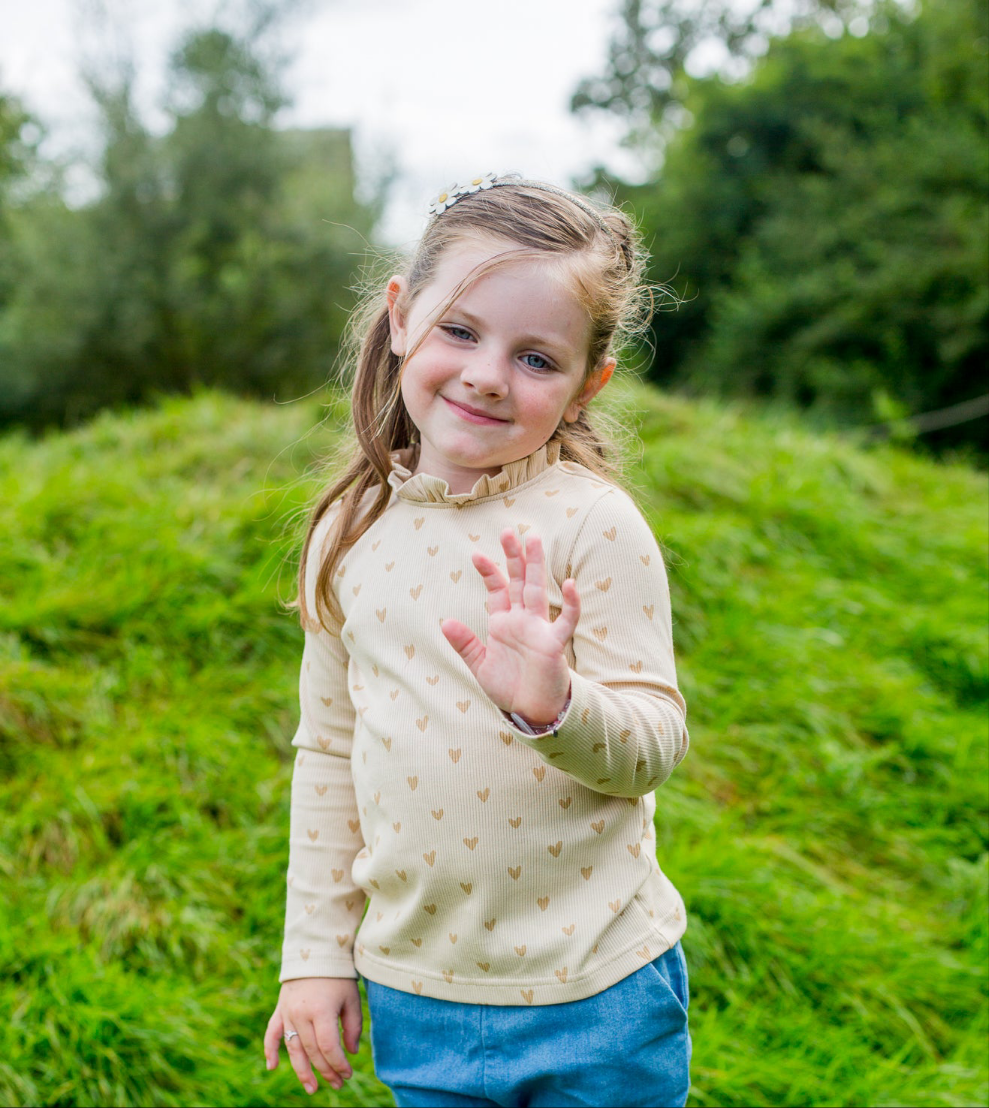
[0,0,647,244]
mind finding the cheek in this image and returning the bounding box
[401,342,457,395]
[521,380,577,427]
[399,354,451,428]
[398,359,431,407]
[398,370,425,426]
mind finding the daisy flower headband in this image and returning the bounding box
[426,173,630,271]
[427,173,499,215]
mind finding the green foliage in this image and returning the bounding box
[0,24,375,432]
[1,384,986,1106]
[0,90,35,324]
[572,0,879,147]
[0,90,31,202]
[579,0,989,456]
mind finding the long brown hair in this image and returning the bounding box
[291,176,653,633]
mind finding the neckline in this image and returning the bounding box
[387,441,562,505]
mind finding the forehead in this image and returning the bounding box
[421,239,590,354]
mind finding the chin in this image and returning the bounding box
[454,456,505,473]
[439,440,507,470]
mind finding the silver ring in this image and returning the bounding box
[284,1030,299,1043]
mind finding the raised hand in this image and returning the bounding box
[441,528,578,725]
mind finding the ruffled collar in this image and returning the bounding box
[387,441,562,505]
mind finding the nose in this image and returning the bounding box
[461,348,510,398]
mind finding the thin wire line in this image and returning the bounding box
[857,393,989,439]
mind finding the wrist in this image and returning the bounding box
[504,684,572,736]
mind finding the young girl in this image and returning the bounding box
[263,174,692,1107]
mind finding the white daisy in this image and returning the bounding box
[460,172,497,194]
[428,185,462,215]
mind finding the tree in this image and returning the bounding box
[0,20,376,431]
[577,0,989,455]
[0,91,34,306]
[0,92,31,204]
[573,0,881,156]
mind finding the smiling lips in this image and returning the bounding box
[443,396,510,425]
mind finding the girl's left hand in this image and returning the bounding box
[442,528,578,725]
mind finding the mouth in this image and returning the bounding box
[442,397,510,425]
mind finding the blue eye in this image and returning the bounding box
[522,353,553,371]
[442,325,474,342]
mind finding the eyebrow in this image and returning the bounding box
[447,308,578,361]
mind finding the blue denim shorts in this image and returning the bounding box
[363,940,691,1108]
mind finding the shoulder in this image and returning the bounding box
[301,483,384,630]
[300,507,339,633]
[549,462,652,534]
[306,501,342,576]
[546,467,667,578]
[307,482,384,570]
[523,460,664,580]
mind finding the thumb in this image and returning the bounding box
[341,987,363,1054]
[441,618,486,676]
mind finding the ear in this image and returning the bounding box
[386,276,410,356]
[563,358,615,423]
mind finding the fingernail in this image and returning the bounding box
[306,1083,317,1094]
[266,1057,275,1070]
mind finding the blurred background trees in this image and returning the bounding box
[575,0,988,456]
[0,0,985,457]
[0,18,376,431]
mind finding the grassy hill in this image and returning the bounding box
[0,384,985,1107]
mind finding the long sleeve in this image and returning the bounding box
[284,446,690,1005]
[279,515,367,981]
[506,488,689,797]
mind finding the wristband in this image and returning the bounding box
[504,691,572,738]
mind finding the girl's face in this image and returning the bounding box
[387,239,614,494]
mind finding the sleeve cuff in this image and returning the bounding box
[500,670,688,796]
[500,685,573,737]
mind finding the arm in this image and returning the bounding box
[528,492,688,796]
[265,514,366,1095]
[280,514,366,981]
[442,492,688,798]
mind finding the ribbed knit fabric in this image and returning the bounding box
[280,441,690,1005]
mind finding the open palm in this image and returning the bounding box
[442,528,577,724]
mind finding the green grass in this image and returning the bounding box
[0,383,985,1107]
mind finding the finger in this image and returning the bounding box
[284,1022,322,1094]
[500,528,526,607]
[521,534,549,620]
[442,619,487,676]
[311,1012,354,1084]
[263,1008,283,1070]
[471,551,511,614]
[340,987,363,1055]
[295,1016,348,1092]
[553,578,581,644]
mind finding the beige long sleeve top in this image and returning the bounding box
[280,441,690,1005]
